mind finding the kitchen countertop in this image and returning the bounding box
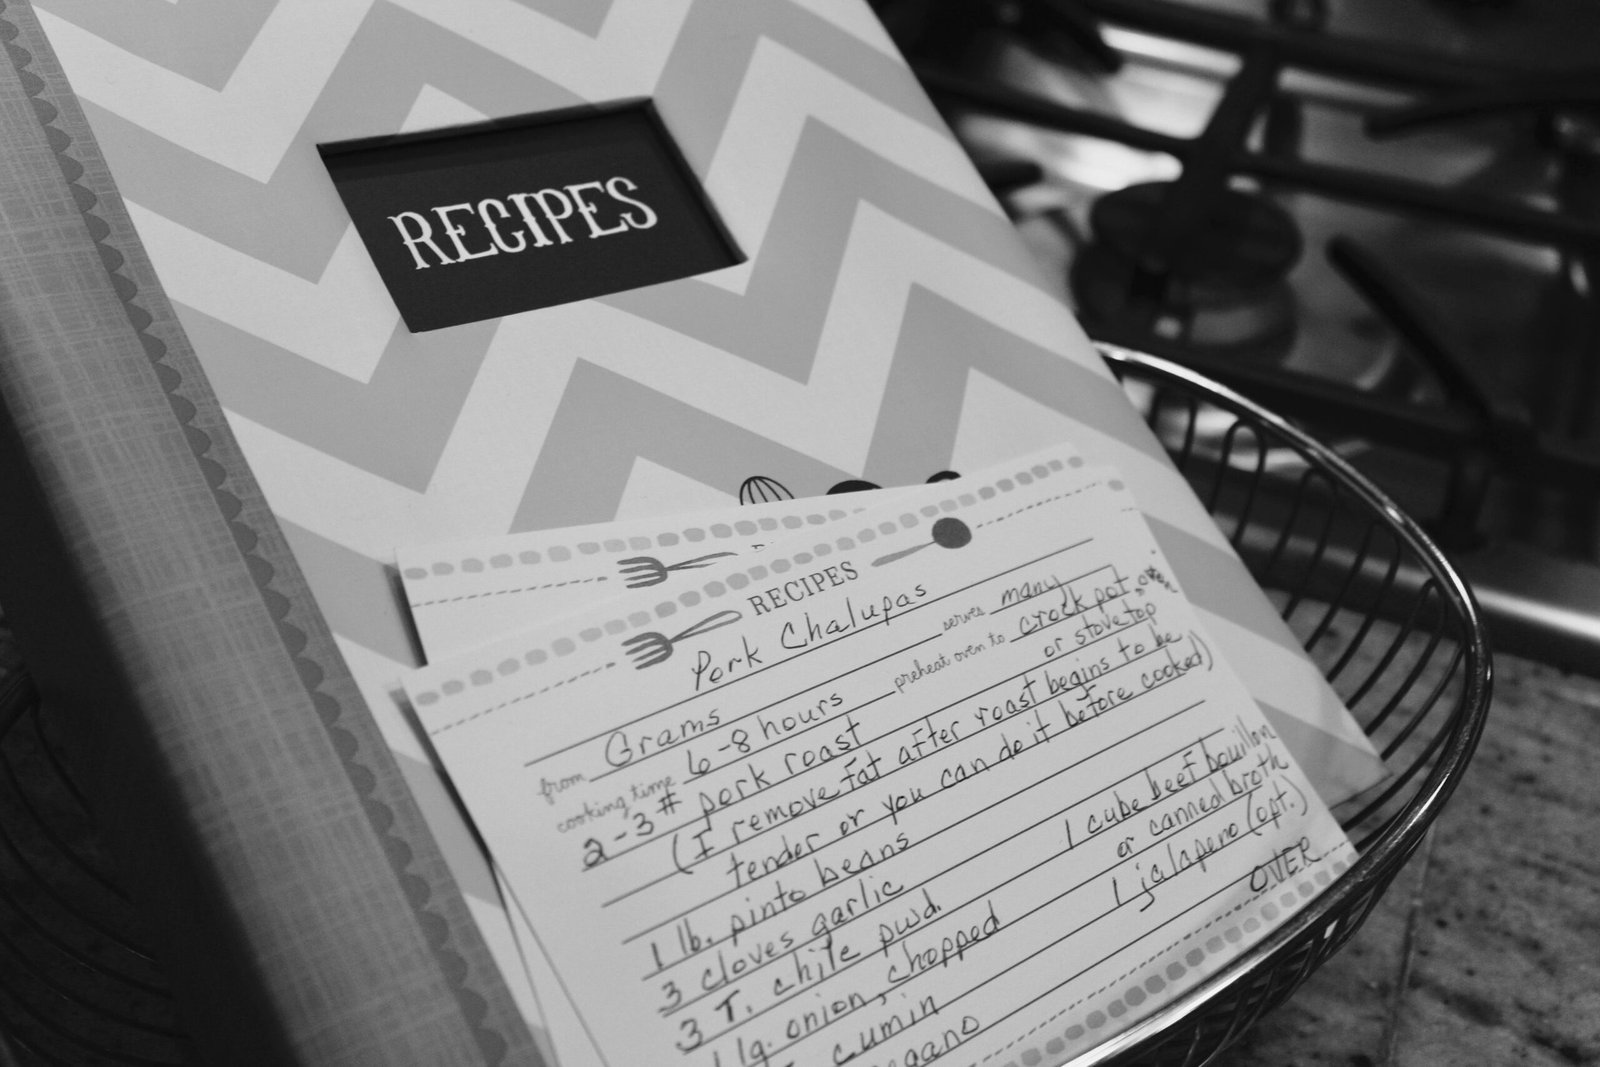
[1217,646,1600,1067]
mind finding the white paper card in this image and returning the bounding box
[406,449,1354,1067]
[400,489,970,1065]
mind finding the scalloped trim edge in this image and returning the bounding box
[0,5,509,1061]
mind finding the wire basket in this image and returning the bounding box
[1084,343,1493,1065]
[0,348,1492,1066]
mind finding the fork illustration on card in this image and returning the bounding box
[621,610,744,669]
[617,552,738,589]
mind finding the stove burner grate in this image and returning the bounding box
[1073,180,1302,360]
[880,0,1600,667]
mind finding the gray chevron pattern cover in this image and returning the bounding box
[30,0,1383,1051]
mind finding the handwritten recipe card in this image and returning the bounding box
[405,448,1354,1067]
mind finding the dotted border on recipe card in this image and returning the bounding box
[411,576,611,608]
[416,457,1084,731]
[976,854,1352,1067]
[400,506,860,593]
[976,476,1126,530]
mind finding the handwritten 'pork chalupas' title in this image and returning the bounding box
[386,175,657,268]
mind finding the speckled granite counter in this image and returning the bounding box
[1217,649,1600,1067]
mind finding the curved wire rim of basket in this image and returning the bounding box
[1066,343,1495,1065]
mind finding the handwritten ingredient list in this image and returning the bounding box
[405,451,1354,1067]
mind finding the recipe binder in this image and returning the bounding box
[0,2,1383,1063]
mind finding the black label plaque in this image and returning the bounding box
[320,102,741,332]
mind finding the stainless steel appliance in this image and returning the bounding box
[877,0,1600,669]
